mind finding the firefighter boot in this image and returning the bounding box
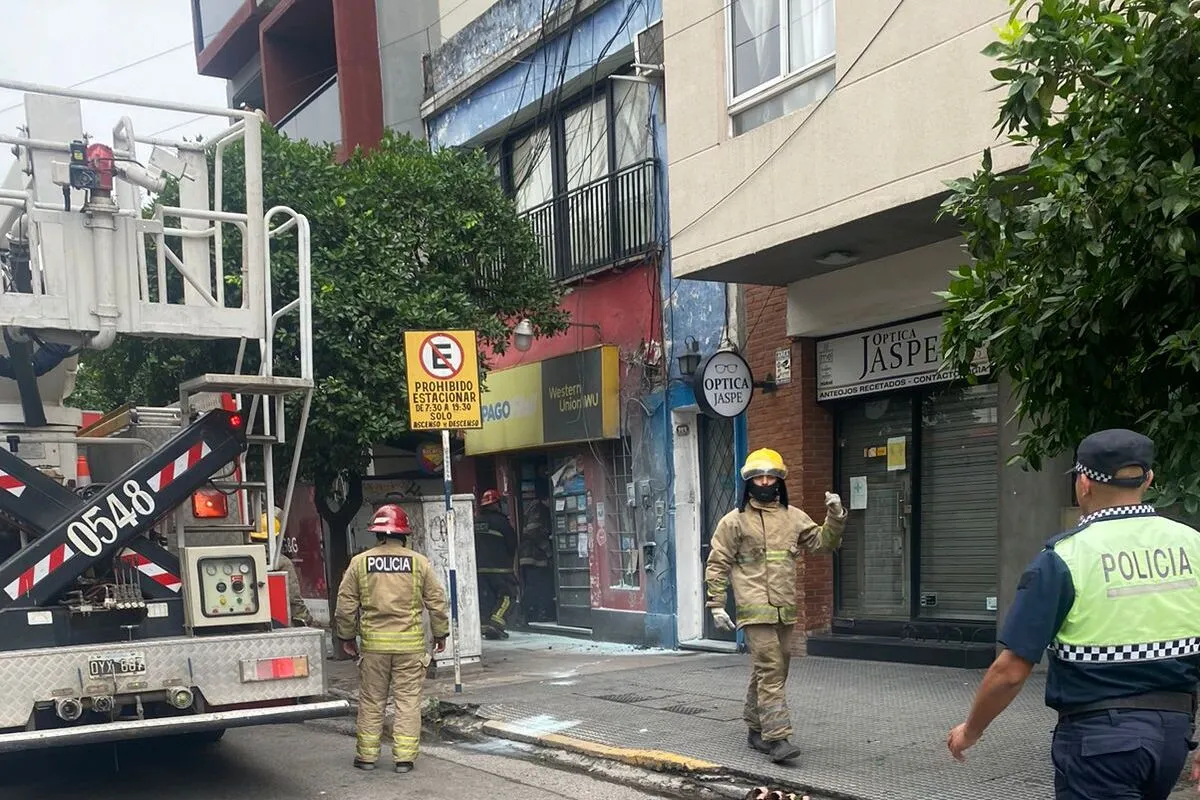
[748,729,772,754]
[767,738,802,764]
[395,762,414,774]
[353,760,376,771]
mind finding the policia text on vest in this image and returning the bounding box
[947,429,1200,800]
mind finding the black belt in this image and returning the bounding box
[1058,691,1197,721]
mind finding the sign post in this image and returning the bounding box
[402,330,483,694]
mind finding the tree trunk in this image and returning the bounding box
[315,473,363,652]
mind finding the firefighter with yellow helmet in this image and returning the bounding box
[335,503,449,774]
[250,506,311,626]
[705,448,847,764]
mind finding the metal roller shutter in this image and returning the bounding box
[918,384,999,621]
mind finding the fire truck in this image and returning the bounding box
[0,79,348,752]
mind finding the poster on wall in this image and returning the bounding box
[849,476,868,510]
[887,437,907,472]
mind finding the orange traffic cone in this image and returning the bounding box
[76,453,91,488]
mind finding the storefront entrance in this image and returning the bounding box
[833,383,999,624]
[699,415,738,642]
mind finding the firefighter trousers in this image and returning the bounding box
[355,652,425,765]
[743,623,794,742]
[478,573,515,631]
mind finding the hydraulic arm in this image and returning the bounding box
[0,409,246,609]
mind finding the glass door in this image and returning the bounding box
[835,395,913,619]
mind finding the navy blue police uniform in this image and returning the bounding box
[999,430,1200,799]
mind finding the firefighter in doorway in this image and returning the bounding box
[705,448,847,765]
[475,489,519,639]
[250,506,311,627]
[335,504,449,774]
[519,488,555,623]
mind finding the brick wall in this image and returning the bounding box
[743,286,835,655]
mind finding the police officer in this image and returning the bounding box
[250,506,311,626]
[948,429,1200,799]
[705,448,846,764]
[475,489,518,639]
[335,504,449,774]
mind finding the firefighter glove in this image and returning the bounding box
[711,608,735,632]
[434,636,447,653]
[341,638,359,658]
[825,491,846,518]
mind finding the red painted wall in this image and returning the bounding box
[332,0,384,158]
[485,263,661,371]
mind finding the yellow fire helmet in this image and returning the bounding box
[741,448,788,481]
[250,506,284,541]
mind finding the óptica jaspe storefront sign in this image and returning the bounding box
[694,349,754,419]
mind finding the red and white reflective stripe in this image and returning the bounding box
[119,549,182,593]
[0,470,26,498]
[147,441,212,493]
[3,543,74,599]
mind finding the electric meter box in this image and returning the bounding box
[180,545,272,629]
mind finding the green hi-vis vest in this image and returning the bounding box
[1049,505,1200,664]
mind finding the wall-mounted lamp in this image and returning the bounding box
[678,336,701,377]
[513,318,602,353]
[512,318,535,352]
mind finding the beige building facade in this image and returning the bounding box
[661,0,1078,667]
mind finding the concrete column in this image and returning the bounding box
[996,373,1075,646]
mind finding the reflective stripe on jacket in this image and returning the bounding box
[334,540,450,653]
[1050,507,1200,661]
[704,499,846,628]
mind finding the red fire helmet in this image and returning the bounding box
[480,489,503,507]
[368,504,411,535]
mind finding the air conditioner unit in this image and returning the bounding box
[633,20,664,77]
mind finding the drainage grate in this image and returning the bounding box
[597,693,656,705]
[661,704,708,716]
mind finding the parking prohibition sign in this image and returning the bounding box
[419,333,465,379]
[403,330,483,431]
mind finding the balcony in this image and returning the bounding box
[520,159,659,282]
[277,75,342,148]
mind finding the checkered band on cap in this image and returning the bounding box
[1052,637,1200,663]
[1074,462,1115,482]
[1077,504,1156,527]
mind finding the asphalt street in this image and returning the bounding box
[0,722,670,800]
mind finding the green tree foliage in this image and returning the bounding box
[73,125,567,556]
[939,0,1200,513]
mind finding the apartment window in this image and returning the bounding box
[729,0,836,135]
[499,77,660,281]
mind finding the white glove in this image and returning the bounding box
[825,491,846,517]
[711,608,735,632]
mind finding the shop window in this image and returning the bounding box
[605,439,640,589]
[728,0,836,135]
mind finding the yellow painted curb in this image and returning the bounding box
[481,720,722,774]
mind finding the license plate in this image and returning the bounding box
[87,652,147,678]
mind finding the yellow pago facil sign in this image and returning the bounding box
[403,330,484,431]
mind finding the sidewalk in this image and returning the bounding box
[324,632,1198,800]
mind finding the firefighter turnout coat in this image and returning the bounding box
[334,539,450,653]
[705,499,846,628]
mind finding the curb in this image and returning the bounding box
[323,688,831,800]
[477,719,724,774]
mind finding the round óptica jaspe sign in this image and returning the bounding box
[693,349,754,419]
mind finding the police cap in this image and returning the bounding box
[1072,429,1154,488]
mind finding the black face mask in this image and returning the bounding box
[747,482,780,504]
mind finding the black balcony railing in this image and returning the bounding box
[521,159,659,282]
